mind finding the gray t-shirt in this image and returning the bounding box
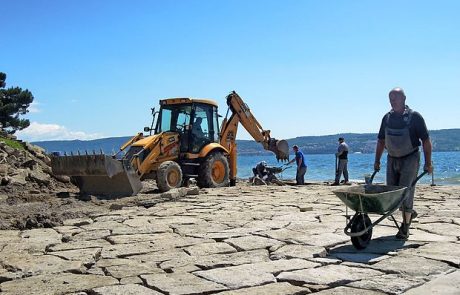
[338,142,349,160]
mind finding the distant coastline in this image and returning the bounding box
[32,128,460,155]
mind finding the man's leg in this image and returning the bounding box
[343,159,349,183]
[391,153,420,239]
[387,156,405,238]
[335,160,344,184]
[299,166,307,185]
[399,152,420,224]
[386,155,399,186]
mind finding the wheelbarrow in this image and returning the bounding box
[333,170,427,249]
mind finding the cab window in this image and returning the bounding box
[156,105,191,134]
[190,104,215,152]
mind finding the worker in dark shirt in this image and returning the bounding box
[374,87,433,240]
[332,137,349,185]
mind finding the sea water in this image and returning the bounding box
[237,151,460,185]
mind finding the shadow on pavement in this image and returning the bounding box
[328,235,421,264]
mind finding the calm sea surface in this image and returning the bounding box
[237,151,460,185]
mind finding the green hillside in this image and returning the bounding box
[33,128,460,155]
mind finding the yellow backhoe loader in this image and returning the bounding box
[51,91,289,197]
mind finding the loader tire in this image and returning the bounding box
[156,161,183,192]
[197,152,229,188]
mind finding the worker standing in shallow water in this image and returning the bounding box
[287,145,307,185]
[332,137,350,185]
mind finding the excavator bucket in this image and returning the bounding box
[51,154,142,197]
[268,139,290,161]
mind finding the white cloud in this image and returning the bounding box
[16,122,103,142]
[28,101,40,113]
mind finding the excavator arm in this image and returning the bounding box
[219,91,289,185]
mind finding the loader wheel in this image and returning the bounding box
[197,152,229,188]
[156,161,183,192]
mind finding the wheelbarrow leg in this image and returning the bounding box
[389,214,400,230]
[344,212,359,233]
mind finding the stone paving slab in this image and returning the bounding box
[0,252,84,277]
[216,282,310,294]
[195,258,319,289]
[315,286,386,294]
[368,254,454,276]
[270,244,327,260]
[414,221,460,237]
[111,223,173,235]
[71,229,111,241]
[120,276,144,285]
[403,270,460,294]
[409,228,458,242]
[49,247,101,266]
[53,225,84,237]
[347,274,426,294]
[92,283,163,295]
[224,235,285,251]
[127,249,191,265]
[193,249,270,269]
[302,232,350,247]
[0,230,21,243]
[48,239,111,251]
[107,233,159,244]
[277,264,384,285]
[104,262,164,279]
[403,241,460,266]
[173,223,230,235]
[0,273,118,295]
[0,183,459,294]
[10,228,62,253]
[183,242,237,256]
[141,272,228,294]
[101,242,159,259]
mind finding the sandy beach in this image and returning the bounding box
[1,180,459,294]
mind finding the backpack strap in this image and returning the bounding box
[405,109,413,126]
[385,112,391,125]
[385,108,413,126]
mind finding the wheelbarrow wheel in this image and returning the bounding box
[350,213,373,250]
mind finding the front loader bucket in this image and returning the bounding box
[51,154,142,197]
[268,139,289,161]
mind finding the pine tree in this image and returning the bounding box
[0,72,34,134]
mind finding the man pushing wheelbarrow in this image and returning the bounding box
[334,87,433,249]
[374,87,433,240]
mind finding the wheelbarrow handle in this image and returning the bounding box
[410,171,428,188]
[369,170,427,187]
[369,169,379,184]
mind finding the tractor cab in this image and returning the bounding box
[156,98,220,154]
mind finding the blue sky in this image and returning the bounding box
[2,0,459,141]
